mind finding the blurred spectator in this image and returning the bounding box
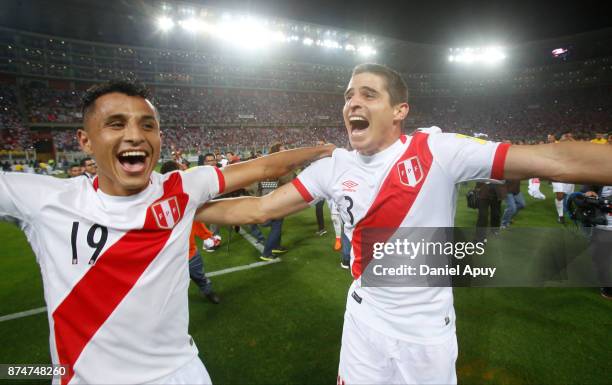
[81,157,97,179]
[68,163,82,178]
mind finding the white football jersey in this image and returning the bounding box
[0,166,225,384]
[294,127,510,343]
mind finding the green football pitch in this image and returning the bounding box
[0,182,610,384]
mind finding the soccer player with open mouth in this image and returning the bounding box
[197,63,612,384]
[0,79,334,384]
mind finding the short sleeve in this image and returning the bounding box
[292,157,334,204]
[0,172,44,222]
[428,133,510,183]
[181,166,226,206]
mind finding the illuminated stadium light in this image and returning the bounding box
[178,18,205,33]
[214,17,280,49]
[552,47,569,59]
[156,16,175,32]
[152,4,380,55]
[180,7,196,16]
[321,39,341,49]
[358,45,376,57]
[552,48,567,56]
[448,46,506,65]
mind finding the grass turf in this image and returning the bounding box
[0,182,610,384]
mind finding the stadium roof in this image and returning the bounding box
[1,0,612,72]
[2,0,611,45]
[204,0,612,45]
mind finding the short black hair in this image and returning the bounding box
[352,63,408,106]
[80,157,93,167]
[160,160,180,174]
[203,153,215,159]
[82,79,152,118]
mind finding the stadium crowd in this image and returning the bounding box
[1,80,611,155]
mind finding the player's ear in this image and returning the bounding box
[77,129,94,155]
[393,102,409,122]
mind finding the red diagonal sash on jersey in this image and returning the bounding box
[52,173,189,385]
[351,133,433,279]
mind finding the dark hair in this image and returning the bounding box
[70,163,81,169]
[82,79,152,118]
[160,160,180,174]
[80,157,93,167]
[352,63,408,106]
[269,142,283,154]
[203,153,215,159]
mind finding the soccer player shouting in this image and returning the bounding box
[198,64,612,384]
[0,80,334,384]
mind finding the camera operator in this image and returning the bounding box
[581,184,612,299]
[475,181,505,242]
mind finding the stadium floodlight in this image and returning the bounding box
[448,46,506,65]
[214,17,278,49]
[151,7,379,56]
[272,31,289,43]
[552,47,569,60]
[321,39,341,49]
[156,16,175,32]
[178,18,205,33]
[358,45,376,57]
[180,7,195,15]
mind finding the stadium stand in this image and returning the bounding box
[1,27,611,158]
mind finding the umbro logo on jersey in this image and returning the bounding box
[342,180,358,192]
[151,196,182,229]
[397,156,423,187]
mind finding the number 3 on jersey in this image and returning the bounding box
[71,221,108,265]
[344,196,354,226]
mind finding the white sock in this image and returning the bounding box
[555,198,564,217]
[331,214,342,238]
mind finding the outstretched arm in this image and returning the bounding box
[504,142,612,185]
[220,144,334,193]
[196,182,310,225]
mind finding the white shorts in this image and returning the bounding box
[148,356,212,384]
[338,312,457,385]
[552,182,574,194]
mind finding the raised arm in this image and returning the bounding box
[504,142,612,185]
[220,144,334,193]
[196,182,310,225]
